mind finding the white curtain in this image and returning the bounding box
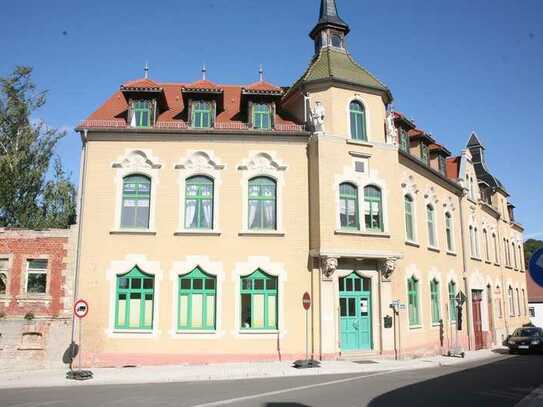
[248,201,257,228]
[202,200,212,228]
[185,200,197,228]
[263,201,274,228]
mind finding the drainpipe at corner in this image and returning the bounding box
[458,191,472,351]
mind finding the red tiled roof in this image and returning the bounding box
[244,80,282,93]
[82,79,302,131]
[183,79,221,91]
[446,156,460,180]
[121,78,161,89]
[429,142,451,156]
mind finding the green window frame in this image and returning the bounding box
[350,101,367,141]
[132,100,153,128]
[240,269,278,330]
[448,281,457,322]
[438,155,446,175]
[192,101,212,128]
[404,195,415,241]
[253,104,272,130]
[115,266,154,330]
[185,176,214,229]
[420,143,429,165]
[399,129,409,152]
[178,267,216,330]
[445,212,453,251]
[340,183,359,230]
[121,175,151,229]
[430,279,441,325]
[408,276,420,326]
[426,204,436,247]
[364,185,383,232]
[483,229,490,261]
[248,177,276,230]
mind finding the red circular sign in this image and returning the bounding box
[74,299,89,319]
[302,292,311,310]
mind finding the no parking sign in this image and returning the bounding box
[74,299,89,319]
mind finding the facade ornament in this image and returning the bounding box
[310,101,326,134]
[320,256,338,280]
[385,110,399,147]
[380,258,397,281]
[175,151,225,172]
[238,152,287,172]
[112,149,162,170]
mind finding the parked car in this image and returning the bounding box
[505,327,543,353]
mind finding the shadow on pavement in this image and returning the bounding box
[265,404,311,407]
[368,354,543,407]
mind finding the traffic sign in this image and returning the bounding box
[302,292,311,310]
[74,299,89,319]
[456,291,467,307]
[529,248,543,288]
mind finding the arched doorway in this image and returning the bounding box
[339,272,372,351]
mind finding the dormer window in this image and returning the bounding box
[252,103,272,130]
[130,100,155,128]
[438,155,446,175]
[399,129,409,152]
[420,144,429,165]
[191,100,213,129]
[331,33,343,48]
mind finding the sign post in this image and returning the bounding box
[67,299,94,381]
[293,292,320,369]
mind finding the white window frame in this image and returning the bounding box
[25,258,49,295]
[0,256,10,297]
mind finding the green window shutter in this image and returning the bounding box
[178,267,216,330]
[399,130,409,152]
[364,186,383,232]
[408,277,420,326]
[115,266,155,330]
[426,205,436,247]
[420,144,429,165]
[339,183,359,230]
[445,213,453,251]
[192,101,212,128]
[185,176,214,229]
[248,177,276,230]
[240,269,278,330]
[404,195,414,241]
[430,279,440,324]
[349,101,367,141]
[448,281,457,322]
[253,104,271,130]
[121,175,151,229]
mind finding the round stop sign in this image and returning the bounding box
[302,292,311,310]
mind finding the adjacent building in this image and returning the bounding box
[74,0,529,366]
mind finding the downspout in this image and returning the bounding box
[70,129,88,366]
[458,191,472,350]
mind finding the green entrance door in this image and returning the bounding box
[339,273,372,351]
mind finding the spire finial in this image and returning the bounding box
[144,61,149,79]
[310,0,350,40]
[259,65,264,82]
[202,64,207,80]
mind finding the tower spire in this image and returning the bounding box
[310,0,350,40]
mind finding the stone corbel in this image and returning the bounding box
[380,258,397,282]
[320,256,338,281]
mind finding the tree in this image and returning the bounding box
[0,66,76,229]
[525,239,543,270]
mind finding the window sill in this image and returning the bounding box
[15,295,51,303]
[470,257,482,262]
[446,251,457,256]
[505,265,512,270]
[427,246,440,253]
[176,330,217,334]
[238,231,285,237]
[113,329,154,334]
[238,329,280,335]
[494,263,501,267]
[335,230,390,238]
[346,139,373,148]
[110,229,157,236]
[432,322,441,327]
[485,260,492,264]
[409,325,423,330]
[404,240,420,248]
[174,230,221,236]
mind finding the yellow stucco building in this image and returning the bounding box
[75,0,529,366]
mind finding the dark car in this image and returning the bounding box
[505,327,543,353]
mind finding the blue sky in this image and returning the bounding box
[1,0,542,238]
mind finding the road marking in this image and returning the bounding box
[190,371,393,407]
[515,385,543,407]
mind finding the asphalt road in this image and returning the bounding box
[1,353,542,407]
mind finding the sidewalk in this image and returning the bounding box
[0,348,503,389]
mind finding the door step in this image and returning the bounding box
[339,351,381,362]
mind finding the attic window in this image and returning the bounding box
[331,33,343,48]
[252,104,272,130]
[130,100,155,128]
[399,129,409,152]
[191,101,213,129]
[438,155,446,175]
[420,144,429,165]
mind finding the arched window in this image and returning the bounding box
[519,245,524,271]
[448,281,457,322]
[512,242,517,269]
[253,104,272,130]
[185,176,214,229]
[469,226,476,257]
[508,286,514,316]
[178,267,216,330]
[331,33,343,48]
[248,177,276,230]
[349,101,367,141]
[404,195,415,241]
[115,266,154,330]
[121,175,151,229]
[192,101,212,128]
[496,286,503,318]
[474,227,480,257]
[240,269,278,330]
[516,288,521,316]
[131,100,153,128]
[426,204,436,247]
[408,276,420,326]
[493,233,499,263]
[430,279,440,325]
[364,186,383,232]
[340,183,359,229]
[483,229,489,261]
[445,212,454,251]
